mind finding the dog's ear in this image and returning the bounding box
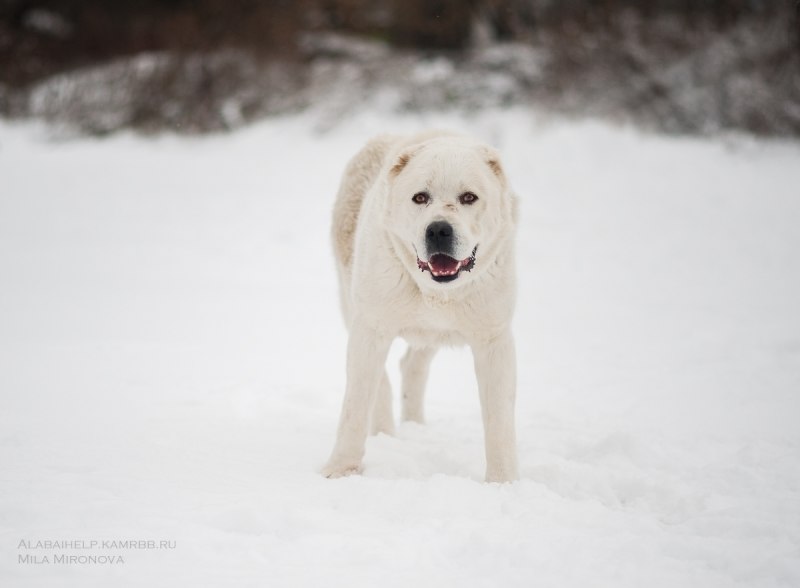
[389,152,412,177]
[389,145,423,178]
[482,146,508,189]
[481,145,517,222]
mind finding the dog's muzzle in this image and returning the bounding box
[416,245,477,283]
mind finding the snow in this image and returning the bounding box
[1,110,800,587]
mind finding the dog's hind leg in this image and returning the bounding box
[400,346,436,424]
[370,369,395,435]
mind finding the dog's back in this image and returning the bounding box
[331,135,398,323]
[331,135,397,276]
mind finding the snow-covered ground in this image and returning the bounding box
[1,110,799,587]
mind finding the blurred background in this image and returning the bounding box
[1,0,798,136]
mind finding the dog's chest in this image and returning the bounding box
[396,295,471,347]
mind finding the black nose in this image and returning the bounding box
[425,220,454,255]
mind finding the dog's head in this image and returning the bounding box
[384,135,517,289]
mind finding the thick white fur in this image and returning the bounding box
[323,131,519,483]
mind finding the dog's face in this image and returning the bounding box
[384,136,515,288]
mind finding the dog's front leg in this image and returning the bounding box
[472,330,519,483]
[322,321,391,478]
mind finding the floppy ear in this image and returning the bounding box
[481,145,517,222]
[389,144,424,178]
[389,152,412,177]
[482,146,508,190]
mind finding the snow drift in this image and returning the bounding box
[1,109,799,587]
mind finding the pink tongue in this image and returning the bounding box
[429,254,459,273]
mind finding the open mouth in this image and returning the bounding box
[416,246,477,283]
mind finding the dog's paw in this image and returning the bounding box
[370,420,395,437]
[320,460,362,479]
[485,467,519,484]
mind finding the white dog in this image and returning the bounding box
[322,131,519,483]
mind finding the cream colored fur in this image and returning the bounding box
[323,131,519,483]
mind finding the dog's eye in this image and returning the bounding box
[459,192,478,205]
[412,192,430,205]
